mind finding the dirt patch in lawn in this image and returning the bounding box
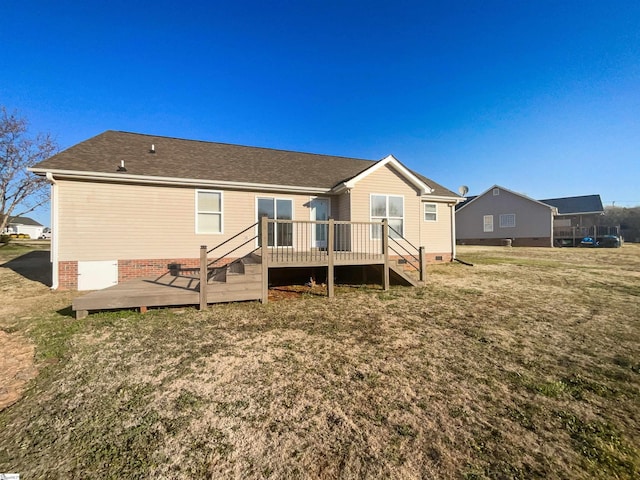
[0,330,37,410]
[0,244,76,411]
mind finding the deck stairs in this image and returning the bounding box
[204,255,263,303]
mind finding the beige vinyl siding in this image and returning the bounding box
[349,164,422,247]
[421,201,453,253]
[57,180,315,261]
[333,192,350,221]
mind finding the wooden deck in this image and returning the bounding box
[72,218,425,318]
[73,275,199,318]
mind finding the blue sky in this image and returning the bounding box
[2,1,639,227]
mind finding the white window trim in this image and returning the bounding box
[255,196,295,248]
[424,202,438,222]
[483,215,494,232]
[309,196,331,248]
[370,193,404,239]
[499,213,516,228]
[493,188,500,196]
[195,189,223,234]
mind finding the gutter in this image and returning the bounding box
[28,168,331,195]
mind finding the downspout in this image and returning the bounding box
[450,203,457,261]
[45,173,59,289]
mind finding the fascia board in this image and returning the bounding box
[422,194,464,203]
[29,168,331,194]
[554,211,604,216]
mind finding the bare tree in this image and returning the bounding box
[0,106,58,232]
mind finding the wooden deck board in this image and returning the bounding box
[72,251,417,317]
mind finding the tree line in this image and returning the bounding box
[601,206,640,242]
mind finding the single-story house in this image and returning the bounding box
[455,185,606,247]
[2,216,45,239]
[30,130,462,291]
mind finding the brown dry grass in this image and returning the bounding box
[0,244,638,479]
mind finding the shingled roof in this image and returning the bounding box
[8,216,42,226]
[540,195,604,215]
[31,131,457,197]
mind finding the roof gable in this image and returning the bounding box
[337,155,433,195]
[456,185,555,213]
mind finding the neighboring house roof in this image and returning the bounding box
[455,185,556,213]
[8,216,43,226]
[30,130,458,198]
[539,195,604,215]
[454,195,477,210]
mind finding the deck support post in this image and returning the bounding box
[382,219,390,291]
[199,245,208,310]
[260,215,269,304]
[419,246,427,282]
[327,218,335,297]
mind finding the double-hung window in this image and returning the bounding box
[257,197,293,247]
[371,194,404,239]
[196,190,223,234]
[499,214,516,228]
[424,203,437,221]
[483,215,494,232]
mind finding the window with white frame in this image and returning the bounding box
[371,194,403,239]
[424,203,437,221]
[196,190,223,234]
[493,188,500,196]
[499,213,516,228]
[257,197,293,246]
[483,215,494,232]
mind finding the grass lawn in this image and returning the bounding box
[0,244,639,479]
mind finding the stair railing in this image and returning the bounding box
[207,222,259,268]
[387,223,426,282]
[199,222,260,309]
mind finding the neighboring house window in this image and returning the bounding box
[500,214,516,228]
[424,203,437,221]
[196,190,223,234]
[483,215,494,232]
[493,188,500,196]
[371,194,403,239]
[257,197,293,247]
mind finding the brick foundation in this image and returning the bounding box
[58,261,78,290]
[457,237,552,247]
[56,257,235,290]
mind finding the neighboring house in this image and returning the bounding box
[539,195,605,243]
[30,131,461,291]
[2,216,45,239]
[456,186,557,247]
[455,185,607,247]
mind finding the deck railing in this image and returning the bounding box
[199,216,426,308]
[554,225,621,244]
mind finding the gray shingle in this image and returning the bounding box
[540,195,604,214]
[33,131,457,197]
